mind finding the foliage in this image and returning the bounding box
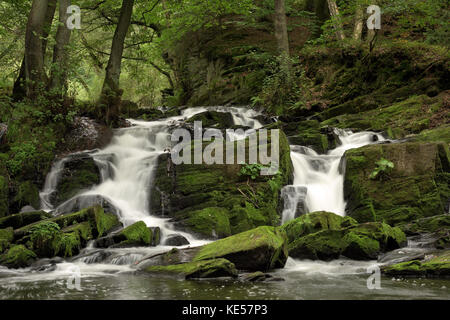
[239,164,267,180]
[369,158,395,180]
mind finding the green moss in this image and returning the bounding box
[114,221,151,246]
[194,226,288,271]
[185,207,231,238]
[0,210,51,229]
[342,232,380,260]
[145,258,238,279]
[11,181,40,211]
[94,209,120,238]
[0,227,13,254]
[382,250,450,277]
[347,222,406,251]
[399,214,450,236]
[0,244,36,268]
[187,111,234,128]
[281,211,358,245]
[344,142,450,225]
[0,175,8,217]
[53,232,81,258]
[289,229,348,261]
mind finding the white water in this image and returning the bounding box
[39,106,263,247]
[282,130,385,223]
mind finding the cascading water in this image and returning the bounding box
[39,106,263,246]
[281,130,386,223]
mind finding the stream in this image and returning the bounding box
[1,106,449,300]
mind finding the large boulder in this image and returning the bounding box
[381,250,450,277]
[281,211,358,245]
[51,153,102,207]
[137,226,289,273]
[0,227,13,254]
[186,111,235,129]
[344,142,450,225]
[150,130,293,238]
[144,258,238,279]
[0,244,36,268]
[398,214,450,236]
[192,226,289,271]
[288,221,406,261]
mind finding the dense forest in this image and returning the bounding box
[0,0,449,300]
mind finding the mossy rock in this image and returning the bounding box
[288,221,406,261]
[187,111,235,129]
[0,244,36,268]
[112,221,151,247]
[288,229,348,261]
[177,207,231,239]
[0,227,13,254]
[399,214,450,236]
[145,258,238,279]
[193,226,288,271]
[0,210,51,229]
[382,250,450,277]
[10,181,40,213]
[151,129,293,237]
[344,142,450,225]
[281,211,358,245]
[14,206,121,241]
[54,154,101,207]
[0,174,8,218]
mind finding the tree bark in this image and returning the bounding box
[49,0,72,97]
[100,0,135,126]
[13,0,56,100]
[353,5,364,40]
[327,0,345,41]
[274,0,290,56]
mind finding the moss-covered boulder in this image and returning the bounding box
[281,211,358,245]
[53,153,101,207]
[344,142,450,225]
[14,206,121,241]
[0,227,13,254]
[145,258,238,279]
[382,250,450,277]
[398,214,450,236]
[111,221,151,247]
[0,210,51,229]
[288,221,406,261]
[187,111,235,129]
[0,244,36,268]
[193,226,288,271]
[10,181,40,213]
[151,130,293,238]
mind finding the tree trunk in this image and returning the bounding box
[100,0,135,126]
[49,0,72,97]
[353,5,364,40]
[274,0,290,56]
[327,0,345,41]
[14,0,56,100]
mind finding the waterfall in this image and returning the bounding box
[282,130,385,223]
[40,106,263,245]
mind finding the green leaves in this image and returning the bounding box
[369,158,394,180]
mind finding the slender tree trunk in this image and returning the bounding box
[353,5,364,40]
[327,0,345,41]
[100,0,135,126]
[274,0,290,56]
[49,0,72,97]
[13,0,56,100]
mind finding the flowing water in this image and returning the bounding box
[1,106,449,300]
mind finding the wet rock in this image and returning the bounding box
[144,258,238,279]
[0,244,36,269]
[164,233,190,246]
[60,117,113,155]
[378,248,429,266]
[382,250,450,277]
[54,194,119,216]
[0,210,51,230]
[52,153,102,207]
[240,271,269,282]
[20,206,37,213]
[344,142,450,225]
